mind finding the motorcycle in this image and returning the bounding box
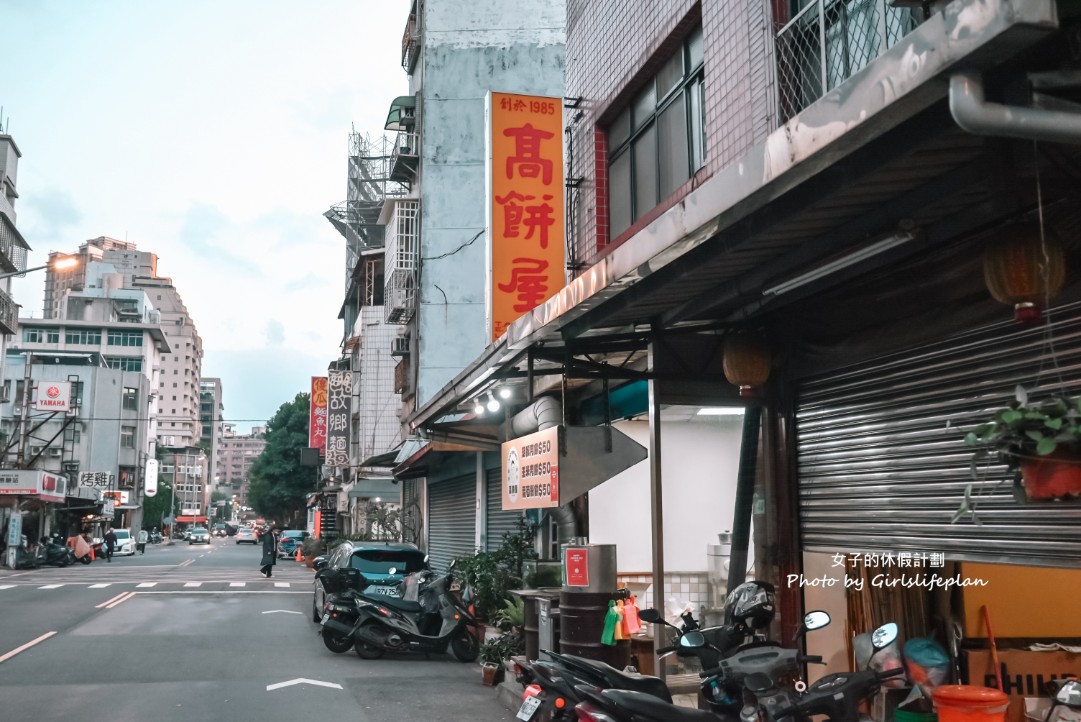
[149,530,163,544]
[35,536,77,567]
[320,567,479,662]
[575,620,901,722]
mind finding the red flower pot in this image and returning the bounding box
[1019,452,1081,500]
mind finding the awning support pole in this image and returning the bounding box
[727,405,762,592]
[647,325,666,680]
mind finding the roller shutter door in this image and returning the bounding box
[486,467,523,552]
[796,306,1081,568]
[427,474,476,572]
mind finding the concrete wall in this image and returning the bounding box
[587,417,745,573]
[415,0,565,406]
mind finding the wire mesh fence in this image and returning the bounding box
[775,0,921,123]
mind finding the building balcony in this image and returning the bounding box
[774,0,922,122]
[401,7,420,74]
[0,210,30,275]
[390,131,419,184]
[0,286,17,336]
[383,200,420,325]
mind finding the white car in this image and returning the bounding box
[112,528,137,556]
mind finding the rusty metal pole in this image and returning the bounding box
[647,327,666,680]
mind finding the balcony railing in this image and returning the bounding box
[775,0,921,122]
[0,286,18,336]
[0,211,29,275]
[401,13,420,73]
[390,131,419,183]
[384,200,420,325]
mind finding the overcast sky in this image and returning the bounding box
[2,0,407,432]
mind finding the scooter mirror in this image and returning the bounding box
[871,622,899,650]
[804,610,831,631]
[638,609,663,624]
[1054,679,1081,706]
[313,556,328,571]
[680,631,706,648]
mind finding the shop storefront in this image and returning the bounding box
[0,469,69,567]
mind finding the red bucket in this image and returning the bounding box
[932,686,1009,722]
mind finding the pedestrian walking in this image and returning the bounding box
[103,527,117,562]
[259,525,279,578]
[136,528,148,554]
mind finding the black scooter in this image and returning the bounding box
[322,568,480,662]
[35,536,77,567]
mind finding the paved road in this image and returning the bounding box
[0,537,519,722]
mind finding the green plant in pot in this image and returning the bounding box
[961,385,1081,519]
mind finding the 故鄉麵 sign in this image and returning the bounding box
[487,91,565,343]
[502,425,560,510]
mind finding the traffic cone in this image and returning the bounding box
[295,545,302,563]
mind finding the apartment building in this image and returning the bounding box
[199,377,224,491]
[217,424,266,506]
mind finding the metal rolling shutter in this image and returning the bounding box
[796,306,1081,568]
[427,474,476,572]
[486,467,523,552]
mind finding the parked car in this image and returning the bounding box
[311,541,428,622]
[212,524,228,538]
[235,527,258,544]
[276,529,309,558]
[188,527,211,545]
[112,528,136,556]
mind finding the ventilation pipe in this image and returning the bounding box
[510,395,579,541]
[950,73,1081,146]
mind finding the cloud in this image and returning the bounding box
[175,203,264,278]
[22,188,83,247]
[282,273,324,294]
[265,320,285,346]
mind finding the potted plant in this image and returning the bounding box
[962,386,1081,516]
[300,537,327,568]
[478,631,523,685]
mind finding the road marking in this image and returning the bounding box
[89,584,111,589]
[0,631,57,664]
[266,678,343,691]
[274,582,289,588]
[136,582,156,588]
[96,592,130,608]
[104,591,137,608]
[184,582,202,588]
[229,582,245,587]
[178,559,194,567]
[262,610,302,615]
[39,584,64,589]
[0,584,15,590]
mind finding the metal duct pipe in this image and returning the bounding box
[509,395,578,541]
[511,394,562,435]
[950,73,1081,146]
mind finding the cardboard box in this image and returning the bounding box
[965,649,1081,722]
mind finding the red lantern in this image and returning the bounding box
[983,223,1066,325]
[723,334,771,398]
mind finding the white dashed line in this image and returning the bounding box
[184,582,202,588]
[229,582,245,587]
[274,582,289,588]
[0,584,15,590]
[136,582,157,588]
[89,584,111,589]
[39,584,63,589]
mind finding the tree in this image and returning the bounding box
[247,392,314,527]
[141,476,176,530]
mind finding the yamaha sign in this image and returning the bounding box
[34,381,72,412]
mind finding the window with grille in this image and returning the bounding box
[608,26,705,241]
[22,327,45,343]
[123,387,138,410]
[120,426,136,448]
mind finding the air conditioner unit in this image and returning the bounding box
[48,448,63,458]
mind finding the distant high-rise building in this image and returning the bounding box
[199,377,224,490]
[43,237,157,319]
[218,426,266,506]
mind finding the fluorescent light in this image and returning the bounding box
[486,395,501,412]
[696,407,745,416]
[763,230,918,296]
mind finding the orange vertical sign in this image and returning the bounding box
[309,376,328,453]
[488,92,565,343]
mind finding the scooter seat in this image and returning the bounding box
[558,654,672,702]
[359,593,423,614]
[602,689,722,722]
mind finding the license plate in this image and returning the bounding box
[320,612,330,625]
[517,696,541,721]
[371,586,399,597]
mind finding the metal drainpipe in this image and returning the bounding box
[950,73,1081,146]
[510,396,578,541]
[727,405,762,592]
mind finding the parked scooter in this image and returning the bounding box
[1044,678,1081,722]
[322,567,479,662]
[35,536,77,567]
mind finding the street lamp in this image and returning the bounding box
[0,254,78,280]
